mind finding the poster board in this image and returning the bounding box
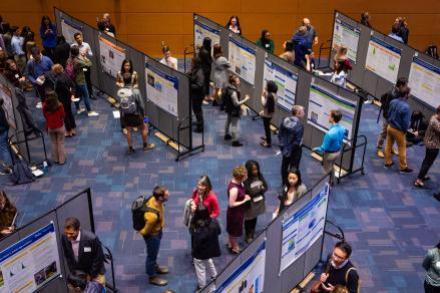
[332,18,360,62]
[145,62,179,117]
[263,59,298,112]
[60,19,82,45]
[194,20,221,52]
[98,36,126,78]
[307,84,356,140]
[0,223,61,293]
[215,240,266,293]
[228,37,256,85]
[365,36,401,84]
[279,183,330,274]
[408,56,440,109]
[0,84,15,129]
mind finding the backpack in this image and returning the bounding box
[118,88,137,115]
[10,157,34,185]
[131,196,160,232]
[266,93,275,114]
[380,91,396,119]
[65,59,76,81]
[222,87,240,117]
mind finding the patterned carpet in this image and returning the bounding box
[1,91,439,293]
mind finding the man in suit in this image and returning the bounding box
[61,217,105,289]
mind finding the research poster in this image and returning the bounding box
[408,57,440,108]
[228,38,256,85]
[263,60,298,111]
[98,36,126,78]
[0,223,61,293]
[332,18,360,62]
[194,20,221,52]
[308,84,355,140]
[145,63,179,117]
[365,36,401,83]
[60,19,82,45]
[216,240,266,293]
[279,183,330,274]
[0,84,15,129]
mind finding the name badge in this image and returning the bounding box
[253,196,263,203]
[15,74,19,79]
[83,68,88,72]
[84,247,92,252]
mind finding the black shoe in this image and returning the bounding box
[232,141,243,147]
[400,167,413,173]
[384,162,394,168]
[434,193,440,201]
[127,146,135,154]
[89,95,97,100]
[224,134,232,140]
[194,127,203,133]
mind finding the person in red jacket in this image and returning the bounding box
[190,175,220,219]
[43,94,65,164]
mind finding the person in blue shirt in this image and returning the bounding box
[25,46,53,103]
[292,26,311,69]
[388,24,404,43]
[10,26,26,72]
[39,16,57,61]
[384,87,413,173]
[313,110,346,184]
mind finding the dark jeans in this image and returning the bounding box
[84,66,94,97]
[143,231,162,277]
[244,218,257,239]
[192,95,204,130]
[0,131,12,168]
[281,145,302,185]
[262,117,272,145]
[424,281,439,293]
[417,148,439,180]
[74,84,92,112]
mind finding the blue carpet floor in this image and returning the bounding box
[1,92,439,293]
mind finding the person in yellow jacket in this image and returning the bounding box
[139,186,170,286]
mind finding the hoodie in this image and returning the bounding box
[278,116,304,156]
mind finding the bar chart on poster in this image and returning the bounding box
[365,36,401,84]
[228,38,256,85]
[408,57,440,108]
[98,36,126,78]
[332,17,360,62]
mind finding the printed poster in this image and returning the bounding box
[194,20,221,52]
[0,223,61,293]
[332,18,360,62]
[408,57,440,108]
[365,36,401,83]
[99,36,126,78]
[228,38,256,85]
[60,19,82,45]
[145,63,179,117]
[0,84,15,129]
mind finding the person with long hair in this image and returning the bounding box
[226,16,242,35]
[423,241,440,292]
[190,175,220,219]
[360,12,372,28]
[54,36,71,68]
[3,59,24,87]
[40,16,57,60]
[260,80,278,148]
[243,160,267,243]
[190,56,205,133]
[256,29,274,54]
[212,44,230,106]
[43,94,66,164]
[23,31,36,61]
[116,59,139,88]
[0,191,17,236]
[274,169,307,217]
[330,58,352,88]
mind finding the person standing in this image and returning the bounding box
[139,186,170,286]
[190,56,205,133]
[274,169,307,217]
[256,29,274,54]
[10,26,26,72]
[212,44,230,106]
[260,80,278,148]
[25,46,53,104]
[414,106,440,187]
[302,18,318,47]
[279,41,295,64]
[159,45,178,71]
[278,105,305,186]
[226,16,242,35]
[0,98,13,174]
[97,13,116,37]
[384,87,412,173]
[43,94,66,165]
[292,26,311,68]
[39,16,57,61]
[423,242,440,293]
[3,59,25,87]
[72,33,95,100]
[360,12,372,28]
[226,165,251,254]
[54,36,71,68]
[243,160,267,243]
[190,175,220,219]
[330,58,351,88]
[313,110,346,184]
[388,24,404,43]
[198,37,212,102]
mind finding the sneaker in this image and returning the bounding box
[127,146,135,154]
[260,141,271,148]
[202,100,209,105]
[376,149,384,158]
[36,102,42,109]
[400,167,413,173]
[155,265,169,274]
[87,111,99,117]
[149,276,168,286]
[392,148,399,155]
[232,141,243,147]
[224,134,232,140]
[71,97,80,102]
[143,143,155,151]
[77,108,86,115]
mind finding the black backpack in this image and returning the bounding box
[131,196,160,232]
[222,87,240,117]
[380,91,396,119]
[10,157,34,185]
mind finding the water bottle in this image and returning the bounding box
[42,161,48,174]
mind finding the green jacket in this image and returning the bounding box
[74,57,92,85]
[256,38,274,54]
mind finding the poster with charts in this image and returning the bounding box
[263,60,298,112]
[98,36,126,78]
[215,240,266,293]
[61,19,82,45]
[279,183,330,274]
[0,223,61,293]
[408,57,440,108]
[145,63,179,117]
[228,38,256,85]
[194,20,221,52]
[332,18,360,62]
[0,84,15,129]
[365,36,401,83]
[308,84,355,140]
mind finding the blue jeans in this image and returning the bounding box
[75,84,92,112]
[143,231,162,276]
[0,131,12,167]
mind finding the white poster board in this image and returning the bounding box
[98,36,126,78]
[279,183,330,274]
[60,19,82,45]
[332,18,360,62]
[263,59,298,112]
[194,20,221,52]
[228,38,256,85]
[145,63,179,117]
[408,57,440,108]
[0,223,61,293]
[216,240,266,293]
[0,84,15,129]
[365,36,401,83]
[307,84,355,140]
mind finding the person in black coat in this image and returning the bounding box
[190,56,205,133]
[61,217,106,289]
[197,37,212,100]
[54,36,71,68]
[190,209,221,291]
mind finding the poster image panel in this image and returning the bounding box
[228,38,256,85]
[365,36,401,84]
[279,183,330,274]
[0,223,61,293]
[145,63,179,117]
[408,57,440,108]
[60,19,82,45]
[0,84,15,129]
[263,60,298,112]
[216,240,266,293]
[194,20,221,53]
[307,84,356,140]
[98,36,126,78]
[332,18,360,62]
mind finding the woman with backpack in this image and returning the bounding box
[116,59,139,133]
[260,80,278,148]
[43,94,66,164]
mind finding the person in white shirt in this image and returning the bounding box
[330,59,351,88]
[72,32,95,99]
[159,45,178,71]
